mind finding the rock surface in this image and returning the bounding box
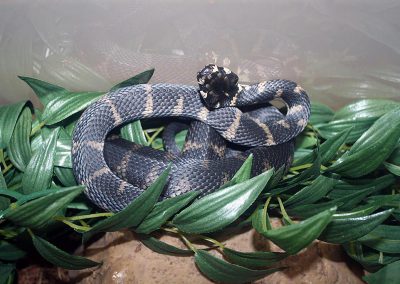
[69,225,365,284]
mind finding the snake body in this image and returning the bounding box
[72,65,310,212]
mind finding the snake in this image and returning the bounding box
[72,64,311,212]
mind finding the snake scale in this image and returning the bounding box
[72,64,311,212]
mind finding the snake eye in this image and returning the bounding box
[197,64,239,108]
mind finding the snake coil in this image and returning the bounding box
[72,64,311,212]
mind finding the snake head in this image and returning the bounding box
[197,64,239,109]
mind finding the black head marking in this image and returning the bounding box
[197,64,239,108]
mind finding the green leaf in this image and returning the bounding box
[0,101,28,148]
[344,242,400,272]
[295,135,318,149]
[271,152,321,195]
[329,174,395,198]
[0,241,26,261]
[18,76,68,106]
[315,117,376,144]
[172,169,274,234]
[223,248,287,268]
[334,186,382,211]
[54,167,77,186]
[358,225,400,254]
[136,191,198,234]
[22,127,60,194]
[84,168,170,240]
[334,99,400,121]
[194,250,280,284]
[0,171,9,211]
[259,207,336,254]
[0,263,14,284]
[7,106,32,171]
[287,200,342,219]
[41,91,103,125]
[328,109,400,177]
[139,235,193,256]
[319,209,393,244]
[54,128,73,168]
[309,102,334,125]
[220,154,253,189]
[3,186,83,230]
[383,162,400,176]
[363,260,400,284]
[31,234,100,270]
[120,121,148,145]
[110,68,155,91]
[333,203,380,219]
[285,175,337,207]
[293,128,352,166]
[252,204,272,233]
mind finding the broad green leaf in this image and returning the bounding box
[220,154,253,189]
[285,175,337,207]
[334,186,382,211]
[3,186,83,230]
[287,200,342,219]
[315,117,376,144]
[136,191,198,234]
[0,263,14,284]
[0,241,26,261]
[252,204,272,234]
[139,235,193,256]
[319,209,393,244]
[223,248,287,268]
[334,99,400,121]
[0,101,28,148]
[271,152,321,195]
[84,168,170,240]
[121,121,148,145]
[31,234,100,270]
[7,106,32,171]
[22,127,60,194]
[358,225,400,254]
[54,167,77,186]
[328,109,400,177]
[333,203,380,219]
[110,68,155,91]
[366,195,400,209]
[259,207,336,254]
[18,76,67,106]
[295,135,317,149]
[344,242,400,272]
[388,145,400,165]
[172,169,274,234]
[309,102,334,125]
[194,250,280,284]
[293,128,352,166]
[363,260,400,284]
[329,174,395,199]
[42,91,103,125]
[383,162,400,176]
[54,128,73,168]
[0,171,9,210]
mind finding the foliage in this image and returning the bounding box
[0,71,399,283]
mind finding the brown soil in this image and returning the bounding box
[68,223,365,284]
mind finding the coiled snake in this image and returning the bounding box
[72,65,311,212]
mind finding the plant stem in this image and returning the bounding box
[57,212,114,221]
[30,121,46,137]
[277,197,294,225]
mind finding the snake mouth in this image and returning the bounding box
[197,64,239,109]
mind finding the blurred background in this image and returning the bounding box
[0,0,399,108]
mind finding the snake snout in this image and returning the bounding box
[197,64,240,109]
